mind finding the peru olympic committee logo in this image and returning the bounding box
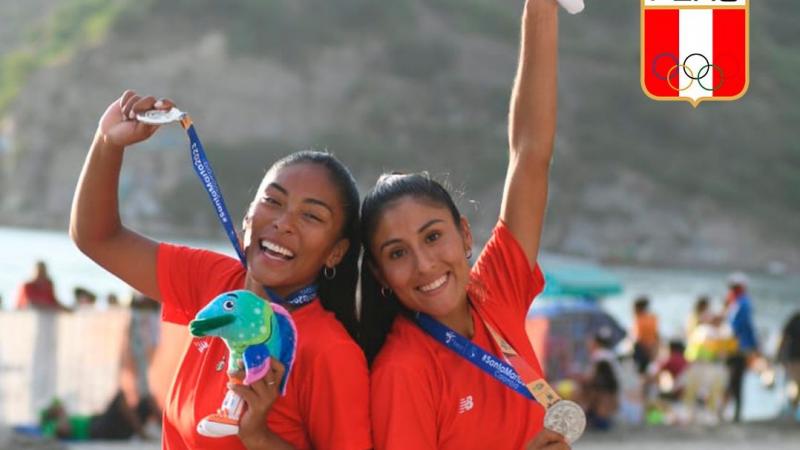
[641,0,749,106]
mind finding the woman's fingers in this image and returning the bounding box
[527,428,570,450]
[229,383,258,406]
[132,96,157,115]
[271,360,286,382]
[130,96,159,136]
[120,94,141,121]
[155,97,175,110]
[249,373,273,398]
[118,90,136,111]
[116,90,176,122]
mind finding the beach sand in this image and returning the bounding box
[576,421,800,450]
[3,421,798,450]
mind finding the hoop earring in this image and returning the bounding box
[466,249,473,260]
[381,286,392,298]
[323,266,336,280]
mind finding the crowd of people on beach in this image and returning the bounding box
[572,274,800,430]
[5,260,164,442]
[11,260,125,312]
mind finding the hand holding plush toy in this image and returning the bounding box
[189,290,297,438]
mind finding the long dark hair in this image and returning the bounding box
[359,172,461,364]
[266,151,361,341]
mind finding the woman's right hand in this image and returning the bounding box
[525,428,571,450]
[97,90,174,148]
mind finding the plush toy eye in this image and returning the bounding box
[223,300,235,311]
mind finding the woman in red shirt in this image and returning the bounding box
[360,1,568,449]
[70,93,370,449]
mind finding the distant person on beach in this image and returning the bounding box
[15,261,68,311]
[724,272,759,422]
[39,392,157,441]
[631,296,660,375]
[106,292,121,308]
[681,314,737,424]
[73,287,97,308]
[649,340,688,400]
[580,328,621,430]
[778,312,800,418]
[119,292,161,413]
[686,296,710,340]
[70,90,369,449]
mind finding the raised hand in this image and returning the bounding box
[97,90,174,148]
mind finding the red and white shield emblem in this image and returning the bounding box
[641,0,749,106]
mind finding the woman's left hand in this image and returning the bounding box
[230,359,286,448]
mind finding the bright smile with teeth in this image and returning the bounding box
[259,239,295,259]
[418,274,448,293]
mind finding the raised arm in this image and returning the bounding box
[69,90,172,301]
[500,0,558,268]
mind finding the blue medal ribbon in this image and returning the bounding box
[183,122,247,266]
[414,312,535,401]
[264,285,318,307]
[179,116,316,307]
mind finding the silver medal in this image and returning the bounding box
[543,399,586,444]
[136,107,185,125]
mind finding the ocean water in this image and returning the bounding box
[0,226,230,309]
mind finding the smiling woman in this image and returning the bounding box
[69,89,370,450]
[359,1,567,449]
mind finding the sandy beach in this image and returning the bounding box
[576,421,800,450]
[2,421,795,450]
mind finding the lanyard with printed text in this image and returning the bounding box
[414,312,536,401]
[177,115,316,307]
[415,308,562,407]
[180,115,247,266]
[473,307,562,408]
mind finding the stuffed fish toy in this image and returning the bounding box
[189,290,297,437]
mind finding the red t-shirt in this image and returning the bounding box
[157,243,371,450]
[16,280,60,309]
[370,222,546,450]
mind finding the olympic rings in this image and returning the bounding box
[682,53,711,80]
[696,63,725,91]
[651,52,679,81]
[666,64,695,92]
[650,52,725,92]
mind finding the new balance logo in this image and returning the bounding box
[195,340,210,354]
[458,395,474,414]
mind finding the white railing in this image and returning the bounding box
[0,310,189,426]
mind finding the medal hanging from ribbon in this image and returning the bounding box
[414,308,586,444]
[475,309,586,444]
[136,108,317,307]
